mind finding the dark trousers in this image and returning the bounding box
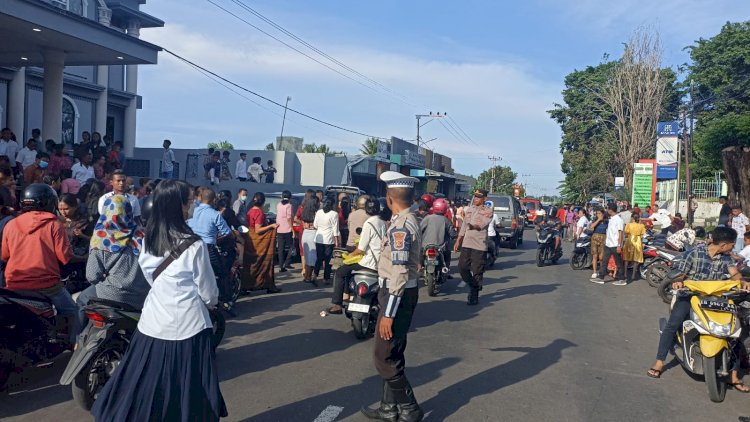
[459,247,486,288]
[314,242,335,280]
[207,244,230,302]
[597,246,624,279]
[656,297,691,361]
[332,263,365,305]
[277,232,293,269]
[373,287,418,380]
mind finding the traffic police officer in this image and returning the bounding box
[454,189,493,305]
[361,171,423,422]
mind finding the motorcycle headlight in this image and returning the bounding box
[708,321,732,337]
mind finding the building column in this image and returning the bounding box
[95,5,112,137]
[7,67,26,139]
[42,50,65,144]
[122,21,140,157]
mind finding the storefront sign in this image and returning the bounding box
[656,164,677,179]
[657,121,680,137]
[632,162,654,206]
[376,141,389,160]
[656,137,679,166]
[410,169,426,177]
[403,149,425,168]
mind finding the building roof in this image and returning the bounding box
[0,0,162,66]
[106,0,164,29]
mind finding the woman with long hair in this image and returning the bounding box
[243,191,281,294]
[91,180,227,421]
[313,197,340,284]
[589,207,609,282]
[246,192,278,234]
[301,196,320,285]
[294,190,315,275]
[622,213,646,281]
[58,193,92,256]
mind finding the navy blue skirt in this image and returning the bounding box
[91,328,228,422]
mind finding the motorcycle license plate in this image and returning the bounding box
[348,303,370,313]
[700,300,737,313]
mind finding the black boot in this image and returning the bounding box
[467,287,479,306]
[361,380,398,422]
[388,376,424,422]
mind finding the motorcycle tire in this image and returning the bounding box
[648,262,670,289]
[229,269,242,305]
[509,235,518,250]
[536,249,545,267]
[209,309,226,351]
[352,317,368,340]
[570,252,587,270]
[658,277,674,304]
[703,354,727,403]
[425,273,437,297]
[72,345,124,410]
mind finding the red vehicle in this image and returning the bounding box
[520,198,543,226]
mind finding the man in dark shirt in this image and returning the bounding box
[719,196,732,227]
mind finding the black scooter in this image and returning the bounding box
[343,269,380,340]
[570,236,592,270]
[536,223,562,267]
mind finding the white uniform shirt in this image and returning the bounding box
[357,216,386,271]
[314,209,340,244]
[576,215,590,238]
[487,213,501,236]
[247,163,263,182]
[16,147,37,168]
[71,162,95,184]
[0,139,19,160]
[235,159,248,179]
[98,192,142,217]
[137,239,218,340]
[605,214,624,247]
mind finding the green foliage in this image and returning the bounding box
[207,141,234,151]
[265,143,275,151]
[360,137,379,155]
[302,143,343,155]
[474,165,516,195]
[693,113,750,173]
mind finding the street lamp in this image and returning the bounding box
[279,96,292,140]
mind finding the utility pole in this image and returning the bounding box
[279,96,292,142]
[686,80,695,226]
[488,155,501,193]
[415,112,446,150]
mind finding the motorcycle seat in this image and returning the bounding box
[86,297,141,312]
[352,269,379,276]
[0,287,53,303]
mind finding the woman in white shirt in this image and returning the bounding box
[575,208,590,240]
[313,196,340,284]
[91,180,227,422]
[327,198,386,314]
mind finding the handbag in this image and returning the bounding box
[152,238,199,282]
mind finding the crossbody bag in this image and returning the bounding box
[152,238,199,282]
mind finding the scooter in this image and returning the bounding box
[343,269,380,340]
[423,244,449,296]
[60,299,226,410]
[570,236,592,270]
[660,281,750,402]
[0,288,72,391]
[536,224,561,267]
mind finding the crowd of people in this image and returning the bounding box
[204,148,277,185]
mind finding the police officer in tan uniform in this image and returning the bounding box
[361,171,423,422]
[454,189,493,305]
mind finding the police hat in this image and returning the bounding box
[380,171,418,189]
[473,189,489,198]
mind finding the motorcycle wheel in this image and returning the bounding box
[72,345,124,410]
[640,261,652,284]
[658,277,674,304]
[229,269,242,305]
[703,354,727,403]
[536,249,545,267]
[425,273,437,297]
[209,309,226,350]
[648,262,670,289]
[570,252,587,270]
[352,317,368,340]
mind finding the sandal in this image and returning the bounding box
[731,381,750,393]
[646,368,662,379]
[327,306,343,315]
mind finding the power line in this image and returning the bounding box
[162,48,389,141]
[443,117,476,147]
[447,115,480,147]
[437,119,470,146]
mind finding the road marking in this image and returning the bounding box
[313,405,344,422]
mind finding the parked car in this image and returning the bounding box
[325,185,364,203]
[487,195,524,249]
[263,192,305,225]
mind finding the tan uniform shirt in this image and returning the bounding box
[459,204,493,251]
[347,208,369,247]
[379,207,421,318]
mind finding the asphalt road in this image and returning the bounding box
[2,230,749,421]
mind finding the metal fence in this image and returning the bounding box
[679,178,725,200]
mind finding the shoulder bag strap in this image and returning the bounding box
[152,238,199,282]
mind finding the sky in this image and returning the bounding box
[136,0,750,196]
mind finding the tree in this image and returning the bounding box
[475,165,516,195]
[360,137,379,155]
[207,141,234,150]
[301,143,343,155]
[265,143,275,151]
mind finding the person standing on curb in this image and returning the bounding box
[161,140,175,179]
[454,189,493,305]
[594,203,625,285]
[361,171,423,422]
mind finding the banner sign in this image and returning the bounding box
[656,164,677,180]
[656,137,679,166]
[375,141,389,160]
[657,121,680,137]
[614,177,625,188]
[403,149,425,168]
[632,162,654,206]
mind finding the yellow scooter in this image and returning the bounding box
[663,280,749,402]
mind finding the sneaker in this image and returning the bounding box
[602,275,616,283]
[612,280,628,286]
[279,267,288,273]
[590,272,598,279]
[590,278,605,284]
[457,281,467,288]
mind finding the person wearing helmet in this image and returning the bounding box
[346,195,370,248]
[2,184,82,343]
[420,194,434,213]
[420,198,457,274]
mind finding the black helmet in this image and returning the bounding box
[141,196,154,225]
[694,226,706,239]
[21,183,58,213]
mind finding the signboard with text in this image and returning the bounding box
[375,141,389,160]
[656,137,679,166]
[632,162,654,206]
[656,164,677,179]
[403,149,426,168]
[657,121,680,137]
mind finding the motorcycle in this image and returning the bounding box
[60,298,226,410]
[0,288,72,391]
[423,244,449,296]
[660,281,749,402]
[536,224,561,267]
[343,268,380,340]
[639,246,659,284]
[570,236,592,270]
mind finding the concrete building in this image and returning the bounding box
[0,0,163,155]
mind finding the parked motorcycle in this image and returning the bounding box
[343,269,380,340]
[60,299,226,410]
[659,281,749,402]
[536,224,561,267]
[570,236,592,270]
[0,288,72,391]
[423,244,448,296]
[639,246,659,284]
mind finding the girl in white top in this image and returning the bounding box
[313,197,340,283]
[91,180,227,422]
[575,208,590,239]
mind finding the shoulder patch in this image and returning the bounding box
[389,227,412,265]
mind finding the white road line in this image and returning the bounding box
[312,405,344,422]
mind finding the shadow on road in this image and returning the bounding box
[223,314,304,340]
[421,338,576,420]
[240,357,461,422]
[498,259,536,270]
[0,354,74,418]
[236,288,330,317]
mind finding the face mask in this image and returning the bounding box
[39,161,49,169]
[240,195,247,202]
